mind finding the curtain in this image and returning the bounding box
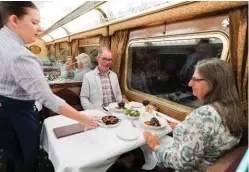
[100,36,110,49]
[71,40,79,58]
[110,30,129,78]
[229,6,248,112]
[59,42,69,61]
[46,45,51,56]
[55,43,60,57]
[50,45,56,57]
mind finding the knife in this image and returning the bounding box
[101,106,113,116]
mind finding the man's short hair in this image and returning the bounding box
[98,47,111,57]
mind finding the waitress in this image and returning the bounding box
[0,2,97,172]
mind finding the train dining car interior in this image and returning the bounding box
[0,1,248,172]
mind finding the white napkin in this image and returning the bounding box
[141,135,174,170]
[141,144,158,170]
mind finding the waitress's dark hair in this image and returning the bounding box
[0,1,37,28]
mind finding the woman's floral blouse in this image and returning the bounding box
[155,105,241,171]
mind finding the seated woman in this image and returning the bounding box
[144,58,247,171]
[61,56,76,80]
[74,53,92,81]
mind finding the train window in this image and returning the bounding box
[127,34,228,108]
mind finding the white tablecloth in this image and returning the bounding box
[41,108,177,172]
[35,101,42,111]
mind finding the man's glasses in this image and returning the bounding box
[191,77,205,82]
[100,57,113,62]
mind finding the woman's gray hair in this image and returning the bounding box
[195,58,247,136]
[75,53,91,68]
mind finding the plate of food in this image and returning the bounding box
[139,115,168,129]
[108,102,126,112]
[124,109,140,119]
[98,116,121,128]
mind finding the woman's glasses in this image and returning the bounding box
[191,77,205,82]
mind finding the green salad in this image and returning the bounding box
[124,109,140,117]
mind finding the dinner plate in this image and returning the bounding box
[116,126,139,141]
[127,101,143,108]
[108,102,124,112]
[98,120,121,128]
[139,115,168,130]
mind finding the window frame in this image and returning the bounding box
[123,30,229,112]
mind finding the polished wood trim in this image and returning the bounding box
[45,41,54,46]
[45,37,70,45]
[51,87,81,95]
[78,36,100,47]
[109,1,247,35]
[129,14,229,40]
[53,37,70,44]
[50,82,82,95]
[49,82,82,89]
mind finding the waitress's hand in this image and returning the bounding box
[81,115,98,129]
[144,131,160,151]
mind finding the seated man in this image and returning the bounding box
[80,47,128,110]
[74,53,92,81]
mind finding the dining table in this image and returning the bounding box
[40,102,180,172]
